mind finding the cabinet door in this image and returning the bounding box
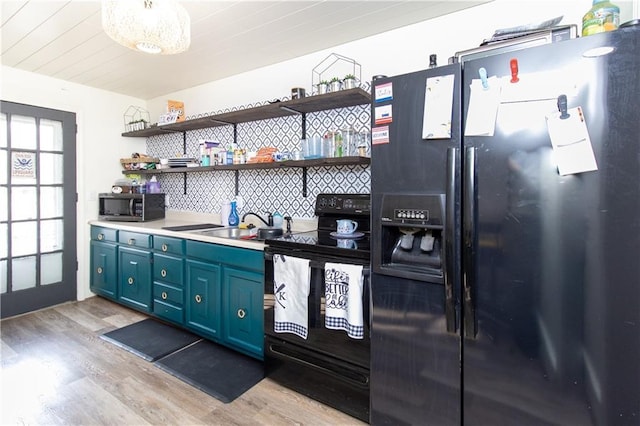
[90,240,118,299]
[186,259,221,339]
[119,247,152,312]
[223,266,264,358]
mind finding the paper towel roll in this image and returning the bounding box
[221,202,231,227]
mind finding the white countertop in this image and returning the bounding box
[89,210,318,251]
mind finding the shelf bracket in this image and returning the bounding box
[234,170,239,196]
[301,112,307,139]
[182,172,187,195]
[302,167,308,197]
[182,131,187,154]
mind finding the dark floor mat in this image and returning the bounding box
[155,340,264,403]
[100,318,201,362]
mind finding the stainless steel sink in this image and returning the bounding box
[189,227,255,239]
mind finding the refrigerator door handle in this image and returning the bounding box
[463,146,477,338]
[444,147,458,333]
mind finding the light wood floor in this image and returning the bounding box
[0,296,366,425]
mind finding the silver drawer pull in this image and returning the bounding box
[97,234,104,240]
[161,291,168,300]
[161,243,168,252]
[161,269,167,278]
[127,277,134,285]
[128,238,135,245]
[97,267,103,274]
[237,308,246,319]
[195,294,202,303]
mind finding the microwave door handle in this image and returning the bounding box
[129,198,135,217]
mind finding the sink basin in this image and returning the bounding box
[190,227,255,240]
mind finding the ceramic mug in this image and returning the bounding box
[336,219,358,235]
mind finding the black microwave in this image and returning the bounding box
[99,193,165,222]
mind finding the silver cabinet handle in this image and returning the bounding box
[128,238,135,245]
[127,277,134,285]
[237,308,246,319]
[97,267,103,274]
[97,233,104,240]
[195,294,202,303]
[161,291,168,300]
[161,269,167,278]
[161,243,168,252]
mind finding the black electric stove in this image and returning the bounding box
[263,193,371,423]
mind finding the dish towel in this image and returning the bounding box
[273,254,310,339]
[324,262,364,339]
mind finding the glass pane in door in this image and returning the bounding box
[40,187,63,218]
[40,219,63,253]
[0,150,6,184]
[11,221,37,256]
[40,153,63,184]
[11,186,37,220]
[0,187,6,221]
[40,119,63,151]
[41,252,62,285]
[10,116,36,150]
[0,260,6,293]
[12,256,36,291]
[0,223,6,257]
[0,113,6,148]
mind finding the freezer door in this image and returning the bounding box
[462,27,640,425]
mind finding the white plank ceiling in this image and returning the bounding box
[1,1,486,100]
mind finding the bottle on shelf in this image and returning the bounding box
[429,54,438,69]
[228,200,239,227]
[582,0,620,36]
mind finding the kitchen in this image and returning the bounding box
[2,0,640,425]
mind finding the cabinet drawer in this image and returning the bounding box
[186,240,264,272]
[153,300,184,324]
[154,254,184,287]
[119,231,152,248]
[153,282,183,306]
[154,236,185,255]
[91,226,117,242]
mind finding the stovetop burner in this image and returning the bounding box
[266,193,371,260]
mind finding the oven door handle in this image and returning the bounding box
[265,252,370,276]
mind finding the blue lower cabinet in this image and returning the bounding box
[223,266,264,359]
[90,240,118,299]
[185,259,221,339]
[119,247,153,312]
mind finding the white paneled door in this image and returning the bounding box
[0,101,76,318]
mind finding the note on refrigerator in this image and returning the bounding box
[422,74,455,139]
[546,106,598,175]
[464,76,501,137]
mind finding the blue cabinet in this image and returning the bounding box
[119,246,153,312]
[185,259,222,338]
[90,239,118,299]
[223,266,264,357]
[152,235,185,324]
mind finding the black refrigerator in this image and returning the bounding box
[370,25,640,425]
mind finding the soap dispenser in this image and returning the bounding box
[273,211,284,228]
[228,200,239,227]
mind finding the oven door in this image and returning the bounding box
[263,247,370,422]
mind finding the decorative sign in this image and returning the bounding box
[372,126,390,145]
[375,82,393,102]
[158,111,180,126]
[11,152,36,178]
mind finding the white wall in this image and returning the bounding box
[147,0,618,119]
[0,66,147,300]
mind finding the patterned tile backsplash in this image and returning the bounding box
[145,88,371,219]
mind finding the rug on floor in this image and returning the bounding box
[100,318,202,362]
[155,339,264,403]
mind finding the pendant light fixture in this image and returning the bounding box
[101,0,190,55]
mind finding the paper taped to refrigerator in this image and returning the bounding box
[464,76,501,136]
[546,106,598,175]
[422,74,455,139]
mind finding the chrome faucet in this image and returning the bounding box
[241,211,273,227]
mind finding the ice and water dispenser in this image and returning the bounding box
[373,193,446,283]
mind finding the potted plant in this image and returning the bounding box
[317,80,329,95]
[127,119,148,132]
[343,74,357,89]
[329,77,342,92]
